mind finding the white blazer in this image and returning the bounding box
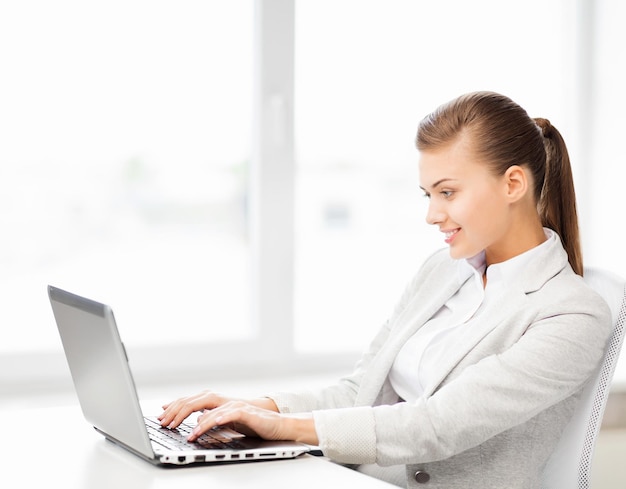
[270,234,612,489]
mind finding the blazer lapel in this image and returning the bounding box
[420,286,528,397]
[354,270,470,406]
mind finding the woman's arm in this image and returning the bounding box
[314,298,612,466]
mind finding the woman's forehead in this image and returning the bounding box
[418,138,486,188]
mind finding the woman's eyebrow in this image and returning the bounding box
[420,178,456,191]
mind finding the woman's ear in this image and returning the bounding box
[504,165,529,203]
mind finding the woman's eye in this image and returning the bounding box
[422,190,453,199]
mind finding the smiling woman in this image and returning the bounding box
[159,91,613,489]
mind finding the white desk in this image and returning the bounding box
[2,404,396,489]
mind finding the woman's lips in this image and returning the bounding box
[443,228,460,244]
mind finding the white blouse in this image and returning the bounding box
[388,229,557,402]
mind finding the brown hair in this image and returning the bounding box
[416,91,583,275]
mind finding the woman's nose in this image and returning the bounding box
[425,201,444,226]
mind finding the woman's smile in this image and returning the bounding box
[443,228,460,244]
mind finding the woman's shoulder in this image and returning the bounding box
[544,266,603,300]
[537,266,613,327]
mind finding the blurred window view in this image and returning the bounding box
[0,0,253,352]
[584,0,626,274]
[1,0,624,385]
[293,0,572,353]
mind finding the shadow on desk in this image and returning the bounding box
[80,437,392,489]
[81,441,153,489]
[3,405,396,489]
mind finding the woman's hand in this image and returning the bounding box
[157,390,278,430]
[190,401,319,446]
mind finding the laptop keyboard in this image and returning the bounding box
[144,417,247,451]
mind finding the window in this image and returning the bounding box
[0,1,253,355]
[584,0,626,384]
[3,0,623,392]
[583,0,626,278]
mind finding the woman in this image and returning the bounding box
[159,92,611,488]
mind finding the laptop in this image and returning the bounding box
[47,285,312,466]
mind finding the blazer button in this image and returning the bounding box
[414,471,430,483]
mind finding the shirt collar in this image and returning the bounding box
[458,228,557,287]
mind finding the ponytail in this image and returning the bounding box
[534,118,583,275]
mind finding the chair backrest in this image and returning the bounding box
[541,267,626,489]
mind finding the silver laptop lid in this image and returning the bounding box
[48,285,154,460]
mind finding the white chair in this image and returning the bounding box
[541,267,626,489]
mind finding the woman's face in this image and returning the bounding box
[419,135,513,262]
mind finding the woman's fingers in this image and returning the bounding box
[188,401,283,442]
[179,400,318,446]
[157,391,283,436]
[158,390,226,429]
